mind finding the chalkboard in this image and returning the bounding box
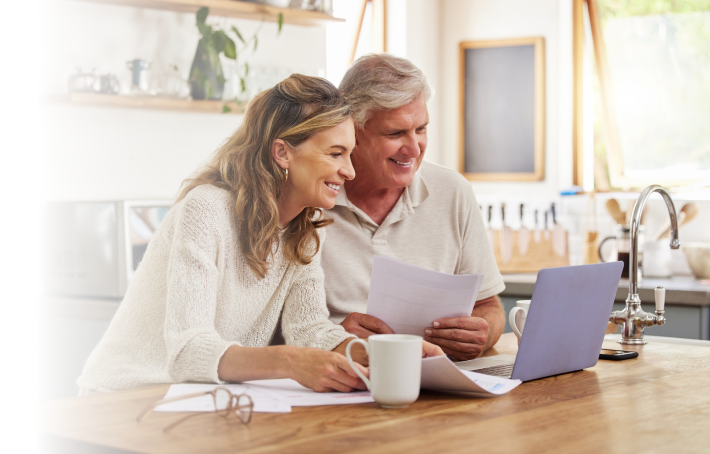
[459,37,545,181]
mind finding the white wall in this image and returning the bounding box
[437,0,572,197]
[43,1,327,201]
[386,0,443,165]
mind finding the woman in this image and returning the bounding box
[78,75,370,395]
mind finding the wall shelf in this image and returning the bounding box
[44,93,244,115]
[76,0,345,26]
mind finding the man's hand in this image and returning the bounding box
[423,316,489,361]
[340,312,395,338]
[423,295,505,361]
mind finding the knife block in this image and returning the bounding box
[491,230,569,273]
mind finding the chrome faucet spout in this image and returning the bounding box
[610,185,679,344]
[627,185,679,298]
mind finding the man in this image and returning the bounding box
[322,54,506,361]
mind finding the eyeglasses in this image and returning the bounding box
[136,387,254,432]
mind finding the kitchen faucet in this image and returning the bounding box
[609,185,680,344]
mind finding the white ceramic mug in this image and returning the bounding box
[345,334,422,408]
[509,300,531,345]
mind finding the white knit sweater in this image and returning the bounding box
[77,184,353,394]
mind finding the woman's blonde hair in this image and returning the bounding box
[178,74,351,279]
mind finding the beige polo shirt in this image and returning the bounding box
[322,161,505,324]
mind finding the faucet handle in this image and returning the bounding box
[655,286,666,312]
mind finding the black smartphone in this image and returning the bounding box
[599,349,638,360]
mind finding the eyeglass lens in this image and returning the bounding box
[235,394,253,424]
[214,388,232,413]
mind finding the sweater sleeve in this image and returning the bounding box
[163,189,239,384]
[281,229,355,351]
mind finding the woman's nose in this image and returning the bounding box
[340,158,356,181]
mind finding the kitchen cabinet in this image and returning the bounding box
[41,297,119,399]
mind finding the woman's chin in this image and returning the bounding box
[312,198,336,210]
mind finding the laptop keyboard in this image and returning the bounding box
[473,363,514,378]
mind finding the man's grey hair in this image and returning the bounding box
[339,54,431,129]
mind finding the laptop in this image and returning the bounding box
[456,262,624,381]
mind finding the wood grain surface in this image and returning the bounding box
[42,334,710,454]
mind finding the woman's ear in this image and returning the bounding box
[271,139,291,170]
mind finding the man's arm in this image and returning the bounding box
[423,295,504,360]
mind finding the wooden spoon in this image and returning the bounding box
[655,203,699,240]
[605,199,626,225]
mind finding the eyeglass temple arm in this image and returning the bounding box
[136,390,213,422]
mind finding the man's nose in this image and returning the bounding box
[401,133,421,158]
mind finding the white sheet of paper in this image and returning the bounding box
[155,383,291,413]
[366,255,484,335]
[421,355,521,395]
[243,379,374,406]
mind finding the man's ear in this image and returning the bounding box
[271,139,291,170]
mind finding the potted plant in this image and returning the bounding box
[189,6,283,102]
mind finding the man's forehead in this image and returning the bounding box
[368,101,429,129]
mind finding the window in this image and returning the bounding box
[574,0,710,191]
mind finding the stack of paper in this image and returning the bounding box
[421,356,521,395]
[156,357,520,414]
[366,256,484,336]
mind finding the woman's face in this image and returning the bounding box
[284,118,356,210]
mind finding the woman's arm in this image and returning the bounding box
[163,190,242,384]
[217,341,369,393]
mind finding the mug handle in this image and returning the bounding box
[345,339,371,390]
[597,236,615,262]
[509,307,525,340]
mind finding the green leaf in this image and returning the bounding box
[196,22,211,38]
[278,13,283,34]
[244,62,249,76]
[240,77,246,93]
[253,35,258,52]
[213,30,227,53]
[222,104,232,113]
[224,36,236,59]
[196,7,209,24]
[231,26,245,44]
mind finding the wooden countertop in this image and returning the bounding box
[42,333,710,453]
[502,274,710,306]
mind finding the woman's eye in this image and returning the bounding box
[331,153,342,157]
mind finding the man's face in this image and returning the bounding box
[352,96,429,190]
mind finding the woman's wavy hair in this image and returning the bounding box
[177,74,352,279]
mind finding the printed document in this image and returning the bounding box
[366,256,484,335]
[157,380,373,413]
[421,356,521,395]
[244,379,374,406]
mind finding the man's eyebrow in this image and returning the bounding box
[417,122,429,129]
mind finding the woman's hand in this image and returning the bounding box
[287,347,369,393]
[423,339,445,358]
